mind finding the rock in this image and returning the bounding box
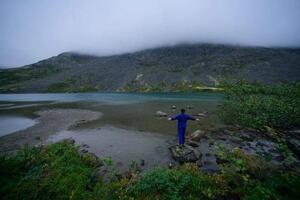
[246,127,257,132]
[190,130,206,141]
[98,166,111,183]
[130,161,141,173]
[223,129,236,135]
[155,110,167,117]
[197,111,208,117]
[83,152,103,167]
[230,137,244,144]
[116,162,123,167]
[169,144,202,162]
[264,126,275,134]
[240,133,254,142]
[186,140,199,147]
[227,125,241,131]
[292,130,300,134]
[203,160,213,165]
[215,156,229,164]
[186,105,193,109]
[63,138,75,144]
[268,148,279,154]
[124,171,132,179]
[81,144,90,148]
[274,155,284,162]
[81,149,88,153]
[205,153,212,157]
[286,138,300,157]
[243,147,251,152]
[217,136,227,141]
[35,136,41,140]
[257,141,269,147]
[196,160,202,167]
[168,162,174,169]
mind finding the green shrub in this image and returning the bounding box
[216,146,300,200]
[128,164,228,200]
[1,141,300,200]
[0,141,100,200]
[219,81,300,129]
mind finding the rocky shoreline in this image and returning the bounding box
[167,125,300,172]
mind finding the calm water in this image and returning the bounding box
[0,116,36,137]
[0,92,223,104]
[0,92,224,136]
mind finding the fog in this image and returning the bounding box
[0,0,300,67]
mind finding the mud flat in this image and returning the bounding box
[47,126,173,171]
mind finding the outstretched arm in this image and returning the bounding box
[168,115,179,121]
[187,115,199,121]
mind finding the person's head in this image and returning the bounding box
[181,109,185,114]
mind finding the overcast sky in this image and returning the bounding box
[0,0,300,67]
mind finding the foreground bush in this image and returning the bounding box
[1,141,300,200]
[219,81,300,129]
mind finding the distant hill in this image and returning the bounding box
[0,44,300,93]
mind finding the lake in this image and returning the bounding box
[0,92,224,135]
[0,116,36,137]
[0,92,223,104]
[0,92,224,171]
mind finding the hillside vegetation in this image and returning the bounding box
[1,140,299,200]
[0,44,300,93]
[220,81,300,130]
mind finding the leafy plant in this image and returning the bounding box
[1,140,300,200]
[219,81,300,130]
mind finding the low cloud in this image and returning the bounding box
[0,0,300,67]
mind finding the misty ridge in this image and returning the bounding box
[0,0,300,93]
[0,43,299,93]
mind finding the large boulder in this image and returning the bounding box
[155,111,167,117]
[62,138,75,144]
[185,140,199,147]
[169,145,202,162]
[197,111,208,117]
[286,138,300,157]
[82,152,103,167]
[190,130,206,141]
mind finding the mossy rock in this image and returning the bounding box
[169,144,202,162]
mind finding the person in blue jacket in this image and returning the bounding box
[168,108,199,146]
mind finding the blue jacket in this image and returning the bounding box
[171,114,195,128]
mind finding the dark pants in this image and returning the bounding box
[178,127,186,145]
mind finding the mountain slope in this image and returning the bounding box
[1,44,300,93]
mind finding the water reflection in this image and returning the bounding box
[0,116,36,137]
